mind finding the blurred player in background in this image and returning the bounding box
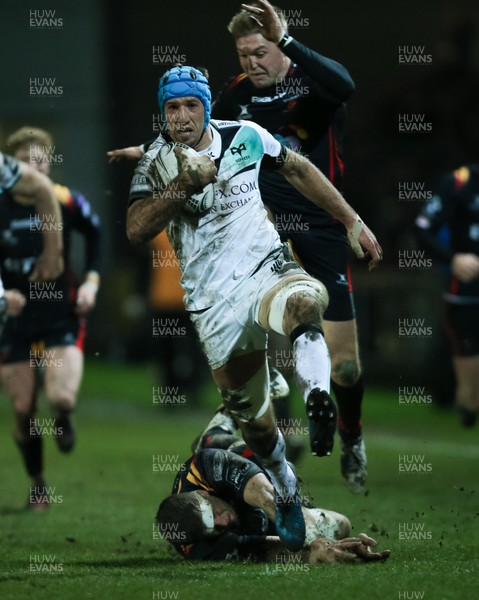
[0,151,63,334]
[156,411,390,563]
[0,150,63,279]
[415,164,479,427]
[212,0,366,493]
[0,127,101,509]
[126,66,381,549]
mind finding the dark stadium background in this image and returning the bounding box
[1,0,478,401]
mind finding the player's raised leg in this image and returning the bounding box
[259,274,337,458]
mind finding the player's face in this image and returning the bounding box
[14,144,51,175]
[203,494,239,535]
[164,97,205,147]
[236,33,290,89]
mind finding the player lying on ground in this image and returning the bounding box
[127,65,382,551]
[156,411,390,563]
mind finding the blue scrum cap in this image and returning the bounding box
[158,66,211,130]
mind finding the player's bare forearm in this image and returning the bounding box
[12,164,63,251]
[12,164,64,280]
[126,173,197,245]
[127,196,178,245]
[127,148,217,246]
[107,146,144,163]
[280,151,357,227]
[280,150,383,269]
[243,473,276,521]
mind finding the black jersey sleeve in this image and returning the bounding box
[197,448,263,501]
[415,174,456,263]
[281,38,355,103]
[68,190,102,273]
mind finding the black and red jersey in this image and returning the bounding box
[212,38,355,224]
[415,164,479,303]
[170,447,272,561]
[0,182,101,323]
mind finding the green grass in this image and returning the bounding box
[0,360,478,600]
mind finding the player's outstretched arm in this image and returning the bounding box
[107,146,144,163]
[11,162,64,281]
[307,534,391,563]
[260,534,390,563]
[279,149,383,270]
[127,147,216,245]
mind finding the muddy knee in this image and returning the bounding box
[332,359,360,387]
[268,280,329,336]
[220,363,270,424]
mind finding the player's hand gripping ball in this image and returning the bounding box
[155,142,216,214]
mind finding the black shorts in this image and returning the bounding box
[273,216,355,322]
[444,301,479,357]
[0,315,86,364]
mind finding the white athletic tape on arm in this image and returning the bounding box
[346,215,364,257]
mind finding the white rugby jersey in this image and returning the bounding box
[129,120,287,310]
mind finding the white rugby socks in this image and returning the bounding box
[293,330,331,399]
[255,429,297,499]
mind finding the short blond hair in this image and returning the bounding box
[6,127,53,154]
[227,3,288,40]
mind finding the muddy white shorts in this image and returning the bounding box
[189,244,307,370]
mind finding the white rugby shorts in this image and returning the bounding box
[189,244,306,370]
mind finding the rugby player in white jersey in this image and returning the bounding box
[126,66,382,551]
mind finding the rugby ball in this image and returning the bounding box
[154,142,215,215]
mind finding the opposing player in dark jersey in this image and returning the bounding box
[415,165,479,427]
[156,411,390,563]
[0,151,63,335]
[0,127,101,509]
[209,0,367,494]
